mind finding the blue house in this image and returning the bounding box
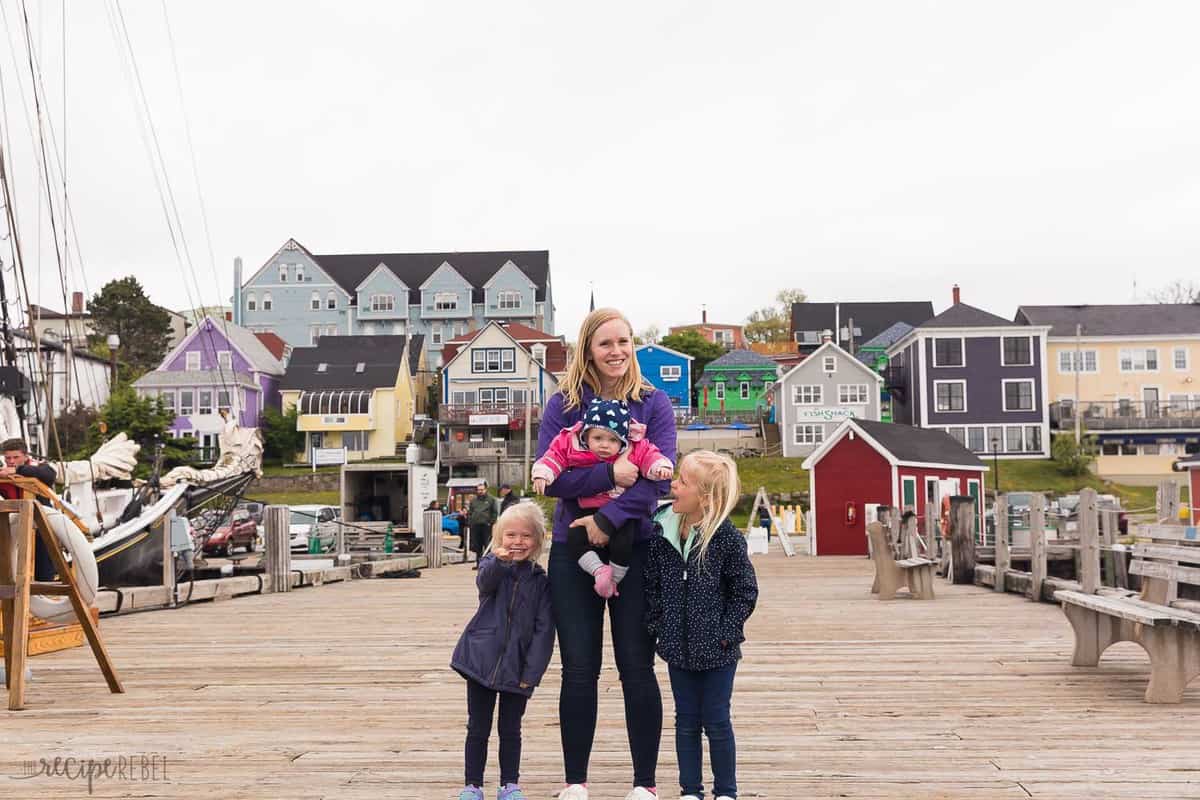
[234,238,554,359]
[636,343,694,410]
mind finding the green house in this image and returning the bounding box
[853,321,914,423]
[696,349,780,414]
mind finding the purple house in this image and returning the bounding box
[884,287,1052,459]
[134,316,284,457]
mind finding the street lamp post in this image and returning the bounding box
[106,333,120,389]
[990,436,1000,497]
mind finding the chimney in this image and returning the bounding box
[701,305,707,324]
[71,291,83,314]
[233,256,244,325]
[952,284,961,305]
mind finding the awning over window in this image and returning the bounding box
[298,390,371,415]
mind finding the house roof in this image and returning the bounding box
[441,322,569,373]
[636,343,695,362]
[1015,304,1200,338]
[790,302,934,347]
[310,250,550,306]
[703,349,779,371]
[857,321,914,353]
[803,419,987,471]
[29,304,84,321]
[197,317,285,374]
[771,341,881,390]
[133,369,260,391]
[253,331,290,361]
[281,335,414,392]
[918,303,1017,329]
[11,330,108,363]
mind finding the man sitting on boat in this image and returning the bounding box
[0,437,59,579]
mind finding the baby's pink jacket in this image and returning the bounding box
[531,421,674,508]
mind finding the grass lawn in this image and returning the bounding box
[260,464,341,477]
[249,490,341,506]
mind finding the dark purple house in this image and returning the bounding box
[134,316,285,457]
[884,288,1052,459]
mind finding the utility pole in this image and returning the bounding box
[1074,323,1082,444]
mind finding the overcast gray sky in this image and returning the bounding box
[3,1,1198,340]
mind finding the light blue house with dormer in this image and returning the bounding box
[234,239,555,362]
[636,343,694,411]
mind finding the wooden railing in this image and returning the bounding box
[1050,399,1200,430]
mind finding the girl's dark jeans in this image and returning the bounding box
[668,662,739,799]
[464,678,528,787]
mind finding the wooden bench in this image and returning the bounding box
[1055,524,1200,703]
[867,521,934,601]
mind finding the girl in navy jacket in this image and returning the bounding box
[451,503,555,800]
[645,450,758,800]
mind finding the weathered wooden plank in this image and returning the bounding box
[1054,590,1170,625]
[1130,559,1200,586]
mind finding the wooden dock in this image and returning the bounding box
[1,553,1198,798]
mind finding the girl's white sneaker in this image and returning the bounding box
[557,785,589,800]
[622,789,657,800]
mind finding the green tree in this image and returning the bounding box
[1052,433,1097,477]
[82,386,195,475]
[54,402,99,460]
[745,288,807,344]
[87,277,173,381]
[261,406,304,464]
[658,329,726,403]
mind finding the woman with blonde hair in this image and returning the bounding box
[537,308,677,800]
[645,450,758,800]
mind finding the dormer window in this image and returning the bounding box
[434,292,458,311]
[823,355,837,373]
[498,290,521,310]
[279,264,288,282]
[317,363,328,373]
[355,362,365,373]
[370,294,394,312]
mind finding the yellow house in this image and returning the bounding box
[280,334,429,462]
[1016,305,1200,479]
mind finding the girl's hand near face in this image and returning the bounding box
[494,545,511,561]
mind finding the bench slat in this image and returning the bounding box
[1130,559,1200,586]
[896,558,933,568]
[1132,543,1200,564]
[1116,596,1200,630]
[1054,590,1172,625]
[1137,524,1200,543]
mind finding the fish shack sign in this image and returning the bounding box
[793,407,861,422]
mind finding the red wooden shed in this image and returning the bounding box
[801,418,988,556]
[1176,455,1200,524]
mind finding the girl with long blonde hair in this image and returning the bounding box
[536,308,677,800]
[645,450,759,800]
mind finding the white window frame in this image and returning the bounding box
[370,293,394,312]
[740,381,751,400]
[217,389,232,413]
[198,390,213,415]
[310,291,320,311]
[486,350,502,373]
[1174,347,1189,371]
[932,336,965,368]
[501,349,515,372]
[161,390,176,414]
[498,290,521,310]
[278,264,288,282]
[822,355,837,373]
[431,323,443,345]
[246,293,256,312]
[792,384,822,405]
[472,349,486,372]
[217,351,232,371]
[1005,425,1024,453]
[1058,349,1098,374]
[967,426,986,453]
[179,390,195,415]
[659,365,681,381]
[327,291,337,310]
[1000,335,1034,367]
[792,424,825,445]
[310,326,321,346]
[1001,378,1036,412]
[295,264,304,282]
[262,292,273,311]
[933,379,967,413]
[1120,347,1159,373]
[838,383,869,405]
[714,382,726,400]
[185,351,200,371]
[434,292,458,311]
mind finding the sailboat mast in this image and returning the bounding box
[0,155,28,435]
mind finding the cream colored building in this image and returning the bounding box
[1016,305,1200,480]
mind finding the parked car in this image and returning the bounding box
[202,510,259,556]
[289,505,340,552]
[239,501,265,525]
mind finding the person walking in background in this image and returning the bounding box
[645,451,758,800]
[0,438,61,580]
[468,482,498,568]
[499,483,519,514]
[452,503,555,800]
[537,307,676,800]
